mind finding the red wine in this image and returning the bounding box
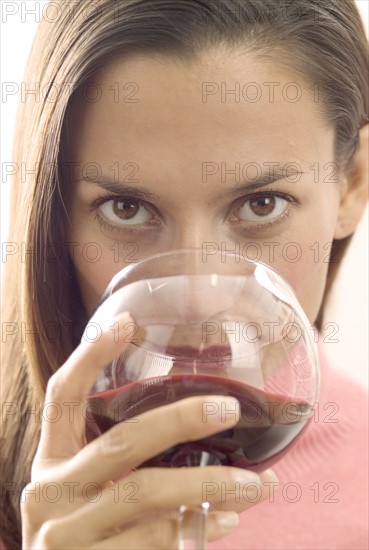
[87,374,312,471]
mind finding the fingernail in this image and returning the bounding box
[231,468,261,485]
[217,512,239,528]
[260,469,280,484]
[202,396,240,424]
[105,312,135,336]
[110,311,134,327]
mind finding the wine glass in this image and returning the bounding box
[86,248,319,549]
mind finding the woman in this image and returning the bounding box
[1,0,368,548]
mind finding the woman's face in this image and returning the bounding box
[67,51,347,323]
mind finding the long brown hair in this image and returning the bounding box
[1,1,368,547]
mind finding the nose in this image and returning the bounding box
[170,212,218,251]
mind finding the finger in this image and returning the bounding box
[91,511,239,549]
[59,395,240,485]
[52,467,277,545]
[36,312,133,460]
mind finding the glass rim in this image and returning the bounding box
[99,247,280,303]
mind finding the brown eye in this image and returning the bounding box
[236,194,289,223]
[99,197,152,225]
[113,198,139,219]
[249,196,276,216]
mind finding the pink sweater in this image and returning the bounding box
[209,343,369,549]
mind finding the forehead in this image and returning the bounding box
[67,52,334,178]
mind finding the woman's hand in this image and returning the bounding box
[21,313,278,549]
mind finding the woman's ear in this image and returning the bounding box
[334,123,369,239]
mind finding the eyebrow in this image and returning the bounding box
[79,166,304,202]
[221,167,305,200]
[78,176,161,202]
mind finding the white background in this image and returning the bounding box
[1,1,368,387]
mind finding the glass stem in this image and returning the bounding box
[178,502,210,550]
